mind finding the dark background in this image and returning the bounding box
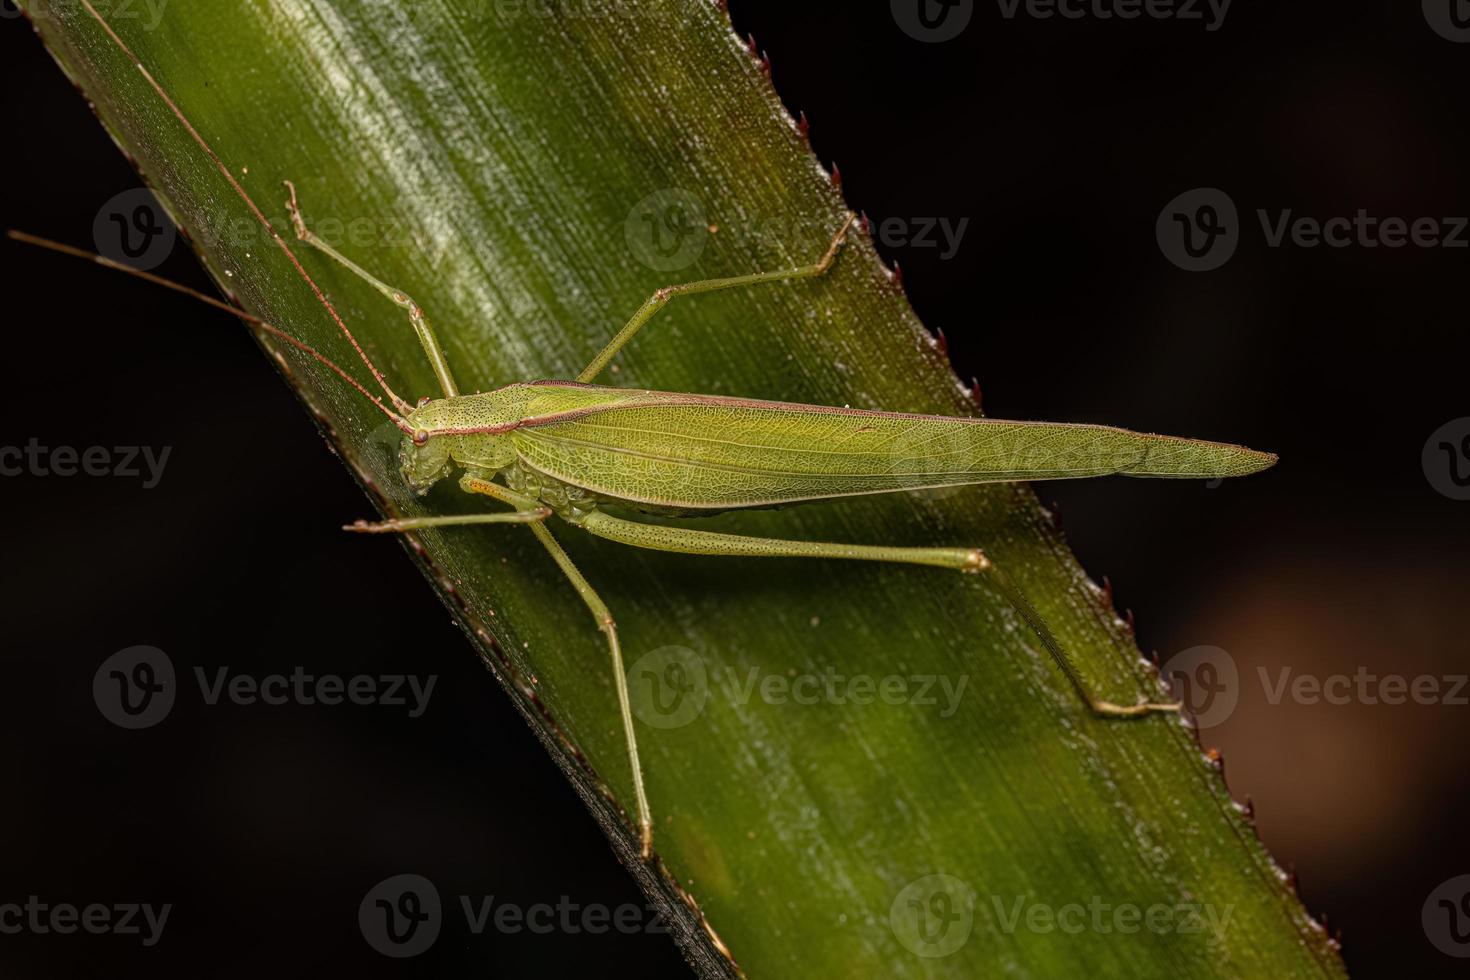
[3,1,1467,976]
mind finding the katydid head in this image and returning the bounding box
[399,390,523,494]
[399,393,467,493]
[399,399,458,493]
[399,428,454,494]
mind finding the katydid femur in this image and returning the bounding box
[19,0,1277,864]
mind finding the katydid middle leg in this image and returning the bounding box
[576,211,858,383]
[569,509,1179,719]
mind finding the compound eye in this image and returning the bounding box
[416,395,432,408]
[413,429,430,446]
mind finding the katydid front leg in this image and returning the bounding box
[346,475,656,860]
[462,478,655,859]
[344,508,551,534]
[284,180,460,399]
[567,509,1180,719]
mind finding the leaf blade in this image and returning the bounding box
[20,2,1344,976]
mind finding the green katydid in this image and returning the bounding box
[19,0,1276,863]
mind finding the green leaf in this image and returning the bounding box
[20,1,1345,976]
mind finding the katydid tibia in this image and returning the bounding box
[18,0,1276,864]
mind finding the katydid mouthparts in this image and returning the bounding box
[13,0,1276,864]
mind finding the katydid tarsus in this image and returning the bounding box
[18,0,1278,864]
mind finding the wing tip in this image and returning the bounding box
[1129,436,1279,479]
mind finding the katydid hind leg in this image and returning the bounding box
[284,180,460,399]
[569,509,1180,719]
[576,211,858,383]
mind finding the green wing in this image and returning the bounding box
[508,382,1276,512]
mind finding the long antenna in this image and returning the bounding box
[7,230,412,434]
[76,0,413,416]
